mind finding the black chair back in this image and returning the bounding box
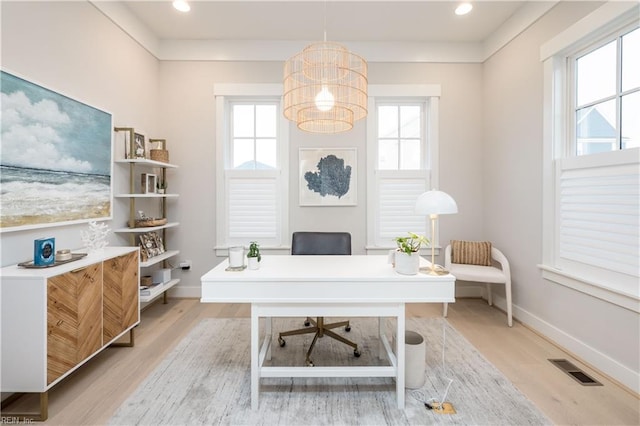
[291,232,351,255]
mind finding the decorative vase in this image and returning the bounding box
[394,251,420,275]
[248,257,260,270]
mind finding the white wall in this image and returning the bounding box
[483,1,639,392]
[1,0,637,393]
[157,60,484,296]
[0,1,160,265]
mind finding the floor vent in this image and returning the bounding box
[548,359,603,386]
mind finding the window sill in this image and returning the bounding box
[214,246,291,257]
[538,264,639,313]
[365,246,441,256]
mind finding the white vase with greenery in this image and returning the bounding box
[394,232,429,275]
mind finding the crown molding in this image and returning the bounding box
[484,1,557,60]
[91,1,554,64]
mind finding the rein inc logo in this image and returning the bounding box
[0,417,34,424]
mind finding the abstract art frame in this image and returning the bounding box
[0,70,113,232]
[299,148,357,206]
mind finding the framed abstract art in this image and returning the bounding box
[299,148,357,206]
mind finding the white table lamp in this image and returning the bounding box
[415,190,458,275]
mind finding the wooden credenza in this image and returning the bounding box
[0,247,139,420]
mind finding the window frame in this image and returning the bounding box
[214,84,289,254]
[568,25,639,156]
[540,3,639,312]
[229,101,279,170]
[365,84,441,253]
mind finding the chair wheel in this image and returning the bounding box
[354,349,361,357]
[345,326,351,332]
[306,358,314,367]
[278,336,286,347]
[304,320,311,327]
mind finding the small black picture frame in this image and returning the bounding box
[134,133,145,159]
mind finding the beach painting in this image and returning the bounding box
[0,71,113,232]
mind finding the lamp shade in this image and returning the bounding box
[283,41,368,133]
[415,190,458,215]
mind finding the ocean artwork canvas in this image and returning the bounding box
[0,71,113,232]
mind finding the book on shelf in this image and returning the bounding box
[139,283,162,296]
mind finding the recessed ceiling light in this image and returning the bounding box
[455,2,473,16]
[173,0,190,13]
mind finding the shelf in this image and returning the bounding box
[140,278,180,303]
[140,250,179,268]
[114,129,180,308]
[115,159,178,168]
[115,193,179,198]
[114,222,180,233]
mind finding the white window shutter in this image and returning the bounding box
[557,157,640,278]
[227,175,278,240]
[377,174,428,245]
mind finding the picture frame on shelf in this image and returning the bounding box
[134,132,145,159]
[139,231,165,259]
[141,173,157,194]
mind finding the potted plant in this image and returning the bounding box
[156,180,167,194]
[394,232,429,275]
[247,241,261,270]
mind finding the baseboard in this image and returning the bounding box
[491,294,639,395]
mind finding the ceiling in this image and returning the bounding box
[119,1,526,43]
[92,1,557,62]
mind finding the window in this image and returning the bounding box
[573,27,640,155]
[377,104,422,170]
[231,103,278,169]
[366,85,441,251]
[214,84,289,251]
[541,4,639,312]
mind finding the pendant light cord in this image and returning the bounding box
[323,0,327,42]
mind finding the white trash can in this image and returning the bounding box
[404,330,426,389]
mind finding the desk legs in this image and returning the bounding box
[251,305,260,410]
[396,305,405,409]
[249,303,406,410]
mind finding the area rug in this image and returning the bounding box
[109,317,551,425]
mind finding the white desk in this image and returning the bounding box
[200,255,454,410]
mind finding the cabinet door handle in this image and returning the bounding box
[71,266,88,273]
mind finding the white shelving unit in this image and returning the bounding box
[113,128,180,305]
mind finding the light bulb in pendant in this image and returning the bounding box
[315,86,335,111]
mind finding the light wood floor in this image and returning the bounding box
[2,298,638,425]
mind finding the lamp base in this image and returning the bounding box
[419,266,450,276]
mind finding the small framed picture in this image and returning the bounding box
[141,173,157,194]
[139,232,163,258]
[134,133,146,158]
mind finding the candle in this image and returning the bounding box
[229,246,244,268]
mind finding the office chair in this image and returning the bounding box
[277,231,361,366]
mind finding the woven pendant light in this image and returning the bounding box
[283,16,367,133]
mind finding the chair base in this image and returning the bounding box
[278,317,360,366]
